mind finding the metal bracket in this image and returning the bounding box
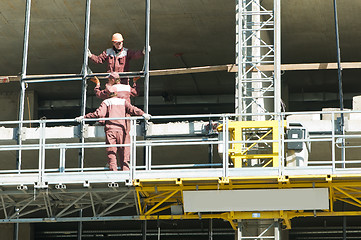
[17,127,27,141]
[108,182,119,188]
[82,124,89,138]
[278,176,289,183]
[326,175,332,182]
[218,177,229,184]
[176,178,182,185]
[17,185,28,191]
[34,182,48,189]
[55,184,66,190]
[83,181,90,188]
[133,179,141,186]
[125,179,132,186]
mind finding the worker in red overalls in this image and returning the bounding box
[76,86,151,171]
[88,32,146,84]
[90,72,139,169]
[91,72,139,100]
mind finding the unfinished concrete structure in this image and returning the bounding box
[1,0,361,239]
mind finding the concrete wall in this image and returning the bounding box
[0,90,37,122]
[0,223,33,240]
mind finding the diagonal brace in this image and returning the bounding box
[145,190,179,216]
[55,193,87,218]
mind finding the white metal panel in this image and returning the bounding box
[183,188,329,212]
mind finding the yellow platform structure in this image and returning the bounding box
[132,120,361,230]
[134,175,361,229]
[217,120,287,168]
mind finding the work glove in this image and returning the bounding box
[142,46,151,55]
[87,49,92,57]
[90,76,100,85]
[75,116,84,123]
[142,113,151,121]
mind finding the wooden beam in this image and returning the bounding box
[149,64,230,76]
[0,65,231,83]
[0,76,20,83]
[228,62,361,72]
[2,62,361,83]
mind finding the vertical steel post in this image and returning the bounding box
[14,208,19,240]
[130,119,137,183]
[79,0,92,170]
[223,116,229,178]
[235,0,241,115]
[143,0,151,174]
[13,223,19,240]
[343,216,347,240]
[222,117,227,177]
[208,219,213,240]
[274,220,280,240]
[333,0,345,166]
[37,121,46,186]
[274,0,281,115]
[236,220,242,240]
[331,112,336,173]
[18,0,32,172]
[144,0,151,113]
[142,219,147,240]
[157,222,161,240]
[77,209,83,240]
[333,0,344,112]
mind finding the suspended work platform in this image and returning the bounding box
[1,111,361,229]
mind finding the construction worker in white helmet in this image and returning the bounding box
[88,32,149,84]
[75,85,151,171]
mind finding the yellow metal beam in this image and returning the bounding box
[136,190,143,215]
[144,190,179,216]
[134,173,361,230]
[334,186,361,207]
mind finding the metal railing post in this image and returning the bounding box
[333,0,345,168]
[332,112,336,173]
[79,0,92,172]
[279,113,285,177]
[144,0,151,113]
[274,0,281,115]
[37,121,46,186]
[222,116,229,178]
[17,0,32,173]
[130,119,137,183]
[59,145,66,173]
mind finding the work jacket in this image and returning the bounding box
[84,98,144,132]
[90,47,143,73]
[94,82,138,102]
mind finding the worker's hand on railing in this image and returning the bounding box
[90,76,100,85]
[87,49,92,57]
[142,46,151,55]
[75,116,84,123]
[142,113,151,121]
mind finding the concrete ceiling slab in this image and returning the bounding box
[1,0,361,114]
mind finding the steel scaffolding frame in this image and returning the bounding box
[17,0,151,176]
[1,110,361,228]
[235,0,281,119]
[4,1,359,239]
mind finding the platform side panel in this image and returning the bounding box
[183,188,329,212]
